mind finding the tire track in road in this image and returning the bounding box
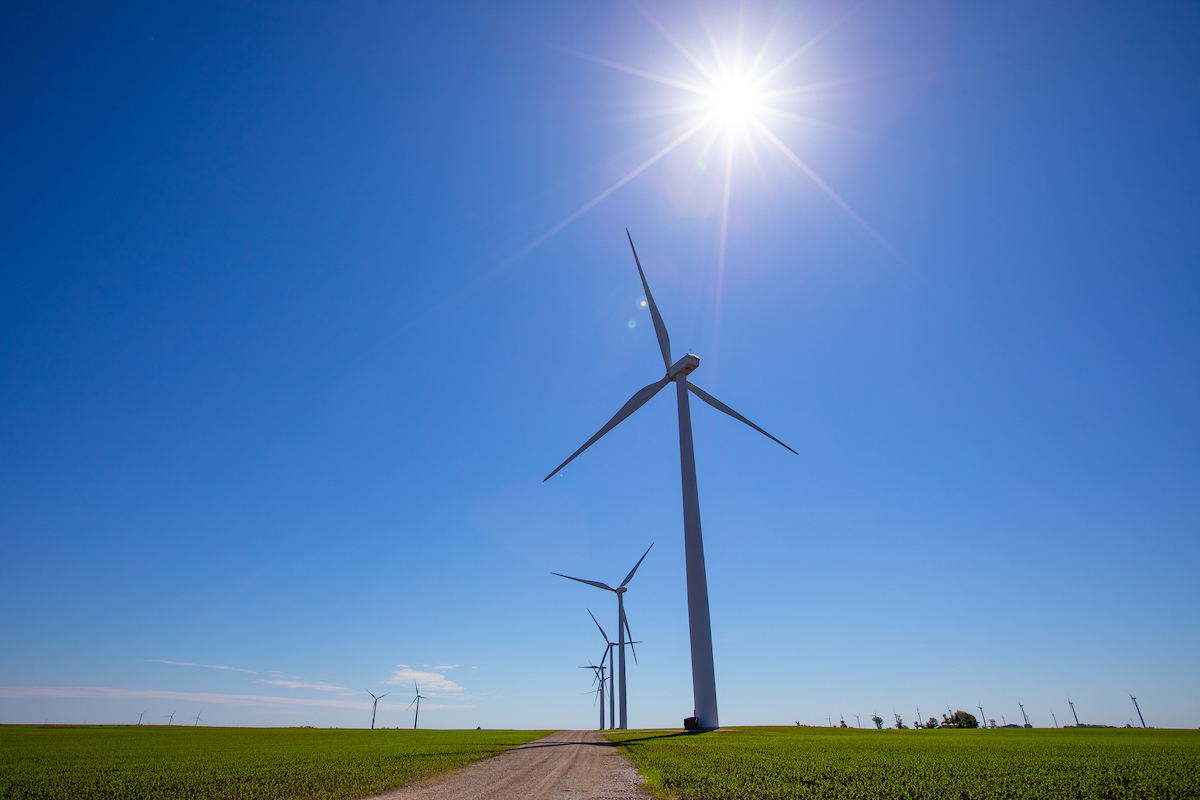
[370,730,650,800]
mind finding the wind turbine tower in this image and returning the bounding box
[164,710,176,726]
[137,711,147,726]
[553,543,653,729]
[854,714,861,728]
[409,682,427,729]
[1019,703,1031,728]
[545,231,796,730]
[1052,713,1059,728]
[977,704,985,729]
[1068,697,1080,726]
[366,690,390,730]
[192,712,202,727]
[1130,695,1146,728]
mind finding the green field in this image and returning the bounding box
[0,725,550,800]
[606,726,1200,799]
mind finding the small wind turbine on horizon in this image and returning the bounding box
[164,710,176,726]
[409,682,427,729]
[137,710,147,726]
[854,714,861,728]
[366,690,390,730]
[545,231,796,730]
[1068,697,1080,726]
[1051,712,1059,728]
[1019,702,1031,728]
[977,704,985,729]
[1130,694,1146,728]
[553,543,653,730]
[192,712,202,727]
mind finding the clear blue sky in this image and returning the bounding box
[2,0,1197,731]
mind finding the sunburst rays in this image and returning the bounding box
[510,2,894,275]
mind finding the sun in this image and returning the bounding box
[507,4,897,271]
[708,77,760,125]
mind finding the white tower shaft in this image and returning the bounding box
[676,375,719,729]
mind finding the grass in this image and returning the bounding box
[0,725,551,800]
[605,725,1200,799]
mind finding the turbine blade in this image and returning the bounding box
[688,383,797,454]
[627,230,672,370]
[554,573,616,592]
[545,376,671,481]
[407,697,417,709]
[622,606,638,664]
[587,608,611,642]
[619,542,655,587]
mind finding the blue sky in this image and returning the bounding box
[1,0,1197,731]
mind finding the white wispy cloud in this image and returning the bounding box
[382,665,464,694]
[433,665,458,671]
[147,660,256,674]
[256,680,350,693]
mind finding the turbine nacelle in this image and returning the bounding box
[667,354,700,379]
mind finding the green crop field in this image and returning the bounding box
[606,726,1200,799]
[0,725,551,800]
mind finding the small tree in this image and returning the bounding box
[928,717,940,729]
[872,714,884,730]
[950,710,979,728]
[893,714,908,730]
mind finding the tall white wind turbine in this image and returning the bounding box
[409,682,427,729]
[553,543,652,729]
[366,690,390,730]
[546,231,796,729]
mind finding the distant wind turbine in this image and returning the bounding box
[1130,694,1146,728]
[1052,712,1059,728]
[580,664,607,730]
[1019,702,1031,728]
[553,543,653,729]
[545,231,796,730]
[192,712,202,727]
[978,704,985,728]
[137,710,147,726]
[1068,697,1080,726]
[409,682,427,729]
[586,609,617,729]
[164,710,176,726]
[366,690,390,730]
[854,714,861,728]
[916,704,922,727]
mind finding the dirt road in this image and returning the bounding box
[370,730,651,800]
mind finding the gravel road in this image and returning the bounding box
[369,730,652,800]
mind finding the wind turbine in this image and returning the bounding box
[1019,702,1031,728]
[916,703,922,728]
[1130,694,1146,728]
[1068,696,1080,726]
[553,543,653,729]
[854,714,861,728]
[366,690,390,730]
[580,664,607,730]
[586,609,617,729]
[164,710,176,726]
[977,704,985,728]
[1052,712,1059,728]
[137,710,147,726]
[545,231,796,730]
[409,682,427,729]
[192,712,202,727]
